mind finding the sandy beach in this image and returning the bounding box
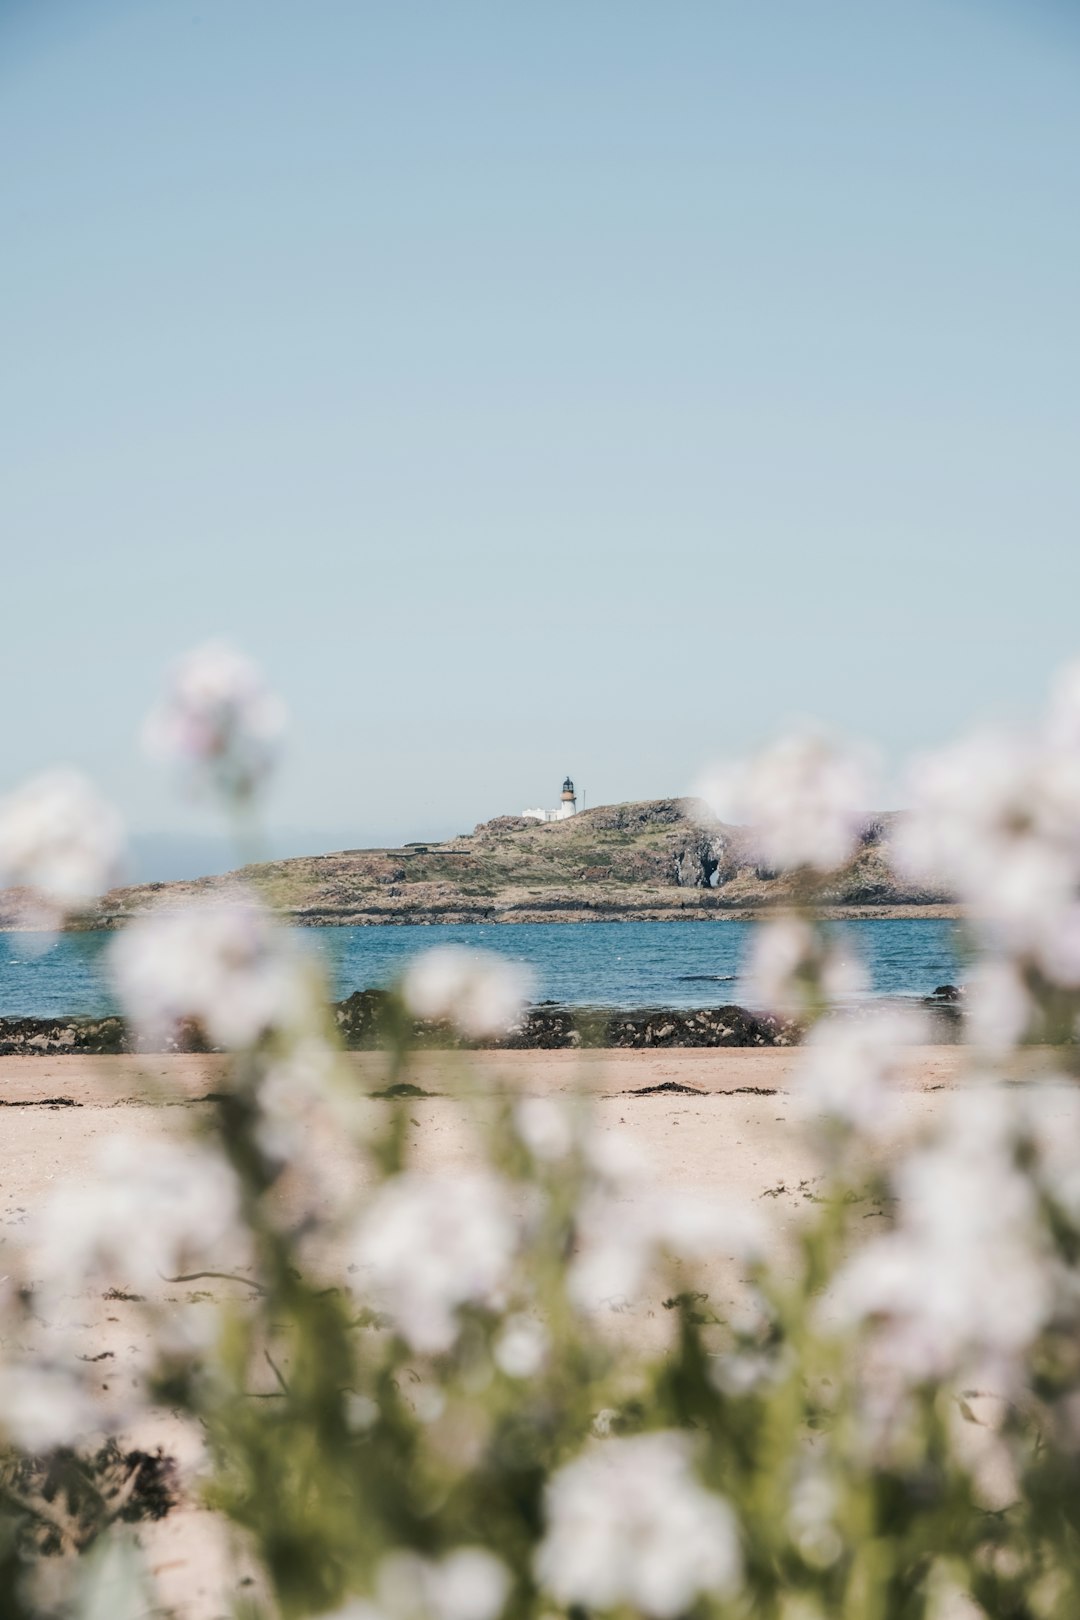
[0,1046,980,1614]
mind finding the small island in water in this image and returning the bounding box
[9,797,955,930]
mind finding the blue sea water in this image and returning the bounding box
[0,919,960,1019]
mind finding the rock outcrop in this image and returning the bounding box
[1,799,953,932]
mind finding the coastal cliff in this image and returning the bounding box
[12,797,953,930]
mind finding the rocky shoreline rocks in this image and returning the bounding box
[0,988,970,1056]
[336,992,801,1050]
[0,996,801,1055]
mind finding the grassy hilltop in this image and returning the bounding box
[54,799,953,928]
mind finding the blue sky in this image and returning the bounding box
[3,1,1080,875]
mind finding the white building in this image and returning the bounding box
[523,776,578,823]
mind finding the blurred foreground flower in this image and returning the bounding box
[351,1170,518,1352]
[698,733,874,874]
[535,1432,741,1618]
[0,1358,102,1455]
[795,1005,928,1141]
[375,1548,509,1620]
[401,946,533,1038]
[829,1091,1052,1387]
[0,1136,241,1450]
[895,683,1080,995]
[0,767,123,921]
[895,731,1080,941]
[111,897,313,1049]
[570,1130,765,1310]
[30,1133,241,1305]
[143,640,286,800]
[746,913,865,1017]
[319,1550,509,1620]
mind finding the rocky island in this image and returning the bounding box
[10,797,953,930]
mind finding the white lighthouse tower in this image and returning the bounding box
[522,777,580,823]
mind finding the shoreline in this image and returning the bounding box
[1,903,963,936]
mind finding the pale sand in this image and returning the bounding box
[0,1047,990,1615]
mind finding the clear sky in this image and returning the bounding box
[3,0,1080,875]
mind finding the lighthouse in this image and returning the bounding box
[521,777,581,822]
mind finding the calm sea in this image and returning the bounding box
[0,919,960,1019]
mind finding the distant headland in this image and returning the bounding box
[1,797,957,930]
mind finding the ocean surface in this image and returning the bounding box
[0,919,960,1019]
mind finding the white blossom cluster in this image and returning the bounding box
[699,733,874,874]
[745,912,866,1016]
[794,1005,929,1140]
[28,1133,242,1307]
[142,639,286,798]
[534,1432,742,1617]
[512,1095,576,1163]
[569,1128,765,1312]
[375,1548,509,1620]
[401,946,533,1039]
[829,1090,1055,1387]
[350,1171,519,1353]
[0,767,124,923]
[492,1312,549,1378]
[512,1099,765,1316]
[324,1549,508,1620]
[0,1136,242,1452]
[254,1033,340,1164]
[896,663,1080,1001]
[0,1355,105,1455]
[111,896,313,1049]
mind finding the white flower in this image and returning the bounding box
[829,1091,1051,1384]
[377,1549,509,1620]
[965,958,1031,1055]
[569,1175,763,1313]
[535,1432,741,1617]
[1017,1082,1080,1224]
[896,731,1033,895]
[143,640,286,797]
[423,1551,508,1620]
[895,724,1080,961]
[351,1171,518,1352]
[111,897,312,1049]
[513,1097,574,1162]
[255,1035,337,1161]
[494,1314,549,1378]
[1031,900,1080,987]
[795,1006,929,1138]
[570,1132,764,1317]
[29,1134,241,1301]
[402,947,533,1038]
[745,914,866,1016]
[583,1125,650,1183]
[0,768,123,914]
[787,1467,842,1568]
[0,1359,102,1452]
[699,734,873,874]
[654,1190,765,1265]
